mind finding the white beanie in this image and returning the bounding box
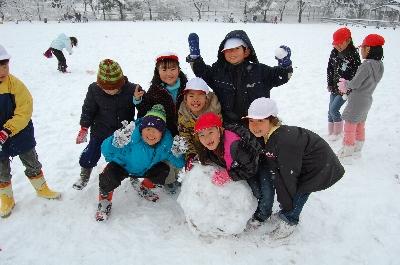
[0,45,11,61]
[184,77,209,94]
[244,97,278,119]
[222,38,247,51]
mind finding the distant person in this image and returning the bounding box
[337,34,385,160]
[73,59,139,191]
[43,33,78,73]
[186,30,293,124]
[0,45,61,218]
[327,27,361,141]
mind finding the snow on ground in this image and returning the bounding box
[0,21,399,265]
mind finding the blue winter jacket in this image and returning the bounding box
[101,119,184,176]
[50,33,73,54]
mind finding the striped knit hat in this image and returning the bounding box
[140,104,167,133]
[97,59,125,90]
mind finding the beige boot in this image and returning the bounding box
[0,182,15,218]
[28,172,61,199]
[337,144,355,158]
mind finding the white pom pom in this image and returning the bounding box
[274,47,288,59]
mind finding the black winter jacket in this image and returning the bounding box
[261,125,345,211]
[327,44,361,95]
[204,123,262,181]
[192,30,292,124]
[136,80,187,136]
[80,77,136,140]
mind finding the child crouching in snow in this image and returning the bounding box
[193,112,263,216]
[177,77,221,171]
[96,104,184,221]
[244,97,345,239]
[337,34,385,161]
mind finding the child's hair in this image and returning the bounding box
[267,116,282,127]
[150,58,187,87]
[70,37,78,47]
[366,46,383,61]
[0,59,9,65]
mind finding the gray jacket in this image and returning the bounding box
[342,59,384,123]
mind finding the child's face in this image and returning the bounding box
[158,64,179,86]
[198,127,221,151]
[185,90,207,115]
[141,127,162,146]
[334,39,350,52]
[223,46,250,65]
[248,118,271,137]
[360,46,370,59]
[0,61,10,82]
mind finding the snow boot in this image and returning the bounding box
[28,172,61,199]
[138,178,159,202]
[0,182,15,218]
[353,141,364,158]
[269,215,297,240]
[72,167,92,190]
[328,122,334,136]
[164,180,181,195]
[337,144,355,159]
[95,192,113,222]
[328,121,343,141]
[129,177,141,192]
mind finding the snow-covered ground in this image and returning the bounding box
[0,21,399,265]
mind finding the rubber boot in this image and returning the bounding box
[72,167,92,190]
[96,191,113,222]
[0,182,15,218]
[28,172,61,199]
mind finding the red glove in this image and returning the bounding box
[211,169,231,186]
[185,154,196,172]
[0,130,9,145]
[76,127,88,144]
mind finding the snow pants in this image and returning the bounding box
[0,148,42,183]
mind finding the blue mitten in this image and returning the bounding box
[275,45,292,68]
[188,33,200,59]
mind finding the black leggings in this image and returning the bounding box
[50,48,67,71]
[99,162,170,195]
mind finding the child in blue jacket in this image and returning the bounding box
[96,104,184,221]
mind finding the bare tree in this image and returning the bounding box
[192,0,206,21]
[114,0,124,20]
[297,0,307,23]
[277,0,290,22]
[249,0,274,22]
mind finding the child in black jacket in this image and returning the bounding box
[73,59,140,190]
[186,30,293,124]
[244,97,345,240]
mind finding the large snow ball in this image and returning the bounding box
[177,164,258,237]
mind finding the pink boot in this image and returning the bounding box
[328,121,343,141]
[328,122,334,135]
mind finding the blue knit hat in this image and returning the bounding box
[140,104,167,133]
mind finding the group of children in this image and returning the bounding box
[0,27,385,239]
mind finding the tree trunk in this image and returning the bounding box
[263,9,267,22]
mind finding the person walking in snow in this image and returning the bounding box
[193,112,263,218]
[177,77,221,172]
[0,45,61,218]
[336,34,385,160]
[73,59,140,190]
[244,97,345,239]
[96,104,185,221]
[43,33,77,73]
[132,52,188,193]
[327,27,361,141]
[186,29,293,124]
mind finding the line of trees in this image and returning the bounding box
[0,0,391,23]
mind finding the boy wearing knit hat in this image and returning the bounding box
[97,104,184,221]
[0,45,60,218]
[73,59,141,190]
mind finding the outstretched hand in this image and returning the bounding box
[112,120,135,148]
[275,45,292,68]
[171,135,189,157]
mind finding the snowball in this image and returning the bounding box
[274,47,288,60]
[177,164,258,238]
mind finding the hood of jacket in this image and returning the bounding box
[365,59,384,83]
[217,30,259,64]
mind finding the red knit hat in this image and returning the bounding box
[332,27,351,45]
[155,51,179,63]
[194,112,222,133]
[360,34,385,47]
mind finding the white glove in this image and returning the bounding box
[171,135,189,157]
[112,120,135,148]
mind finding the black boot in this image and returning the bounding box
[72,167,92,190]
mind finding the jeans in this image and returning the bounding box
[79,136,105,169]
[252,164,275,221]
[328,94,346,122]
[280,193,310,225]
